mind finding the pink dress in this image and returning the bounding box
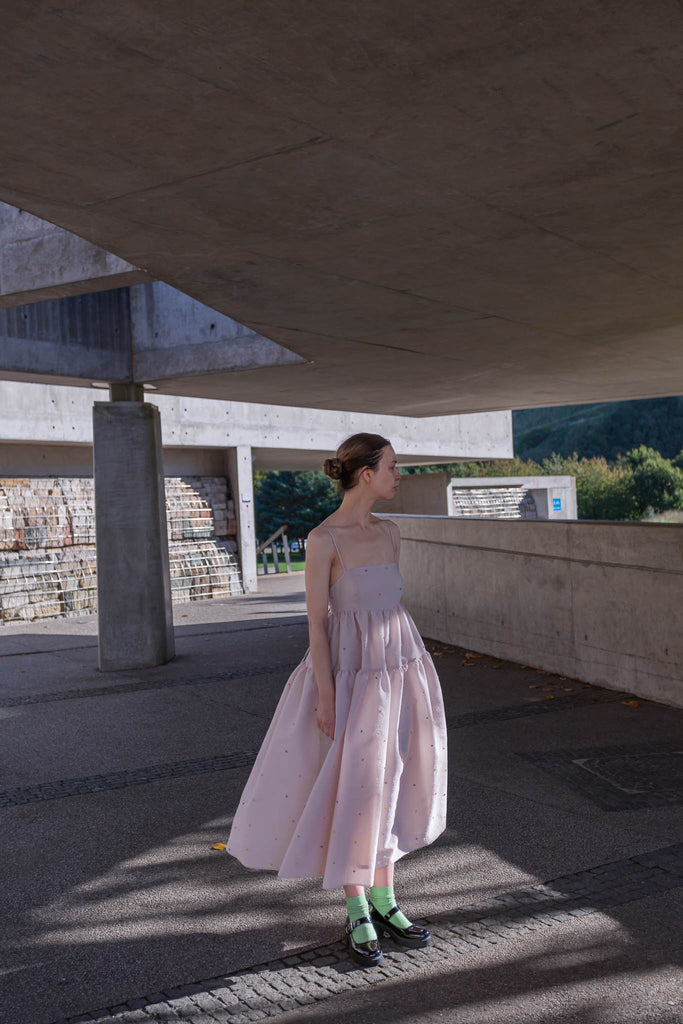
[227,525,448,890]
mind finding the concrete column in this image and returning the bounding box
[93,399,174,670]
[227,444,258,593]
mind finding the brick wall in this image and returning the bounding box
[0,476,242,622]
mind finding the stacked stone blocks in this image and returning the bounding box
[450,485,538,519]
[0,476,242,622]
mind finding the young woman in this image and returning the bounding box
[227,433,448,966]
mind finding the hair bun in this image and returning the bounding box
[323,457,343,480]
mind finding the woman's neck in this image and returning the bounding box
[335,490,377,529]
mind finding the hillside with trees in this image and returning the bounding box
[513,395,683,462]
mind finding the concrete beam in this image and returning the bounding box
[0,289,132,383]
[0,280,304,386]
[0,381,514,463]
[129,282,305,380]
[0,202,149,308]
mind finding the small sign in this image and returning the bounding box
[552,497,562,511]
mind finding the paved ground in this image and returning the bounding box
[0,572,681,1024]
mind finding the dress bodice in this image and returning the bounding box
[329,561,405,613]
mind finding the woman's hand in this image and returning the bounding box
[316,692,335,739]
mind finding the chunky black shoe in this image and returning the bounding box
[370,905,431,949]
[344,915,384,967]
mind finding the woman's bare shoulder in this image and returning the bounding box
[306,523,335,548]
[372,514,399,533]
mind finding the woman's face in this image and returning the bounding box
[369,445,400,500]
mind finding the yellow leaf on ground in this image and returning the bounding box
[621,699,639,707]
[465,652,484,658]
[546,694,555,699]
[536,669,549,674]
[211,842,227,850]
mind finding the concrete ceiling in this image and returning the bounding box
[1,1,683,415]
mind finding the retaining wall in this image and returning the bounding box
[394,515,683,708]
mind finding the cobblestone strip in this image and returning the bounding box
[49,843,683,1024]
[0,662,300,708]
[3,671,631,726]
[0,752,258,807]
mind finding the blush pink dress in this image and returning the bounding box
[227,523,448,890]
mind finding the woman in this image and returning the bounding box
[227,433,448,966]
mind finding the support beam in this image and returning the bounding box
[0,201,148,309]
[93,399,174,670]
[228,444,258,593]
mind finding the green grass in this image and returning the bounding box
[257,551,306,574]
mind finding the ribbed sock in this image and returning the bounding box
[345,894,377,944]
[369,885,412,929]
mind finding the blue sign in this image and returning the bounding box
[552,497,562,511]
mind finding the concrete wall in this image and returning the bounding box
[376,472,577,519]
[394,515,683,708]
[449,476,578,520]
[375,472,451,515]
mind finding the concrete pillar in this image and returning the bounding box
[93,399,174,670]
[227,444,258,593]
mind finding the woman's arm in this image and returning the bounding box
[304,528,336,739]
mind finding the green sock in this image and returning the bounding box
[345,894,377,944]
[369,885,412,929]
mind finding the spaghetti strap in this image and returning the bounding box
[322,525,346,570]
[384,520,397,559]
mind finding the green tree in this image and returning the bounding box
[255,470,340,549]
[574,457,637,520]
[621,446,683,517]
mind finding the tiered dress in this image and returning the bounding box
[227,524,448,890]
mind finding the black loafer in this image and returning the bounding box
[344,915,384,967]
[370,904,431,949]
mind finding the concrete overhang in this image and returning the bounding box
[0,204,150,307]
[0,381,513,464]
[1,3,683,414]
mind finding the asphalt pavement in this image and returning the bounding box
[0,572,681,1024]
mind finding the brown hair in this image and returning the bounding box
[323,432,391,492]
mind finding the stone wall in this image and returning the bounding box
[0,476,242,622]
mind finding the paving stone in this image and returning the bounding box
[141,1001,182,1019]
[44,842,683,1024]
